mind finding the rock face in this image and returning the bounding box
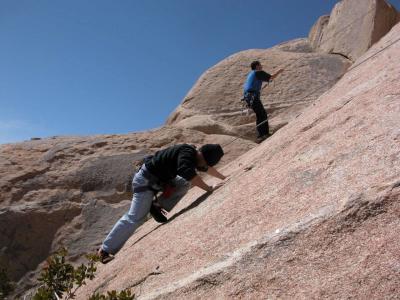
[0,127,255,293]
[168,0,399,142]
[167,42,351,140]
[308,15,330,50]
[2,0,400,298]
[309,0,399,61]
[77,22,400,299]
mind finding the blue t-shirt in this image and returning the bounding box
[243,70,271,93]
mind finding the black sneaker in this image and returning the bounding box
[97,248,114,264]
[256,134,270,143]
[150,202,168,223]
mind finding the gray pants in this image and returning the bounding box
[102,165,190,254]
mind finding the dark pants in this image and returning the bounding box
[245,92,269,137]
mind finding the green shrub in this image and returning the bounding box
[31,248,134,300]
[32,247,97,300]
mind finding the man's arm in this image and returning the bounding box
[190,175,214,192]
[206,166,226,180]
[271,68,284,80]
[190,174,225,193]
[261,69,284,90]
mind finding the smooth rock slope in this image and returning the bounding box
[309,0,399,61]
[0,127,254,293]
[77,20,400,300]
[1,0,399,297]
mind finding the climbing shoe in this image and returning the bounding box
[97,248,114,264]
[150,202,168,223]
[256,134,271,144]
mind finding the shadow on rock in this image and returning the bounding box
[129,191,212,248]
[168,191,212,222]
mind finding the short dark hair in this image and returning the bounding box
[199,144,224,166]
[250,60,261,70]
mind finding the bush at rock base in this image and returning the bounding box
[31,248,134,300]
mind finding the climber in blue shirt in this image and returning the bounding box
[243,60,283,143]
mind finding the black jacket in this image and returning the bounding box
[145,144,197,182]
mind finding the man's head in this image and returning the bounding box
[197,144,224,171]
[250,60,262,71]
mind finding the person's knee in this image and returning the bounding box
[174,177,190,189]
[177,181,190,195]
[122,213,146,225]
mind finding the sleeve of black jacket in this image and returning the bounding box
[176,145,197,181]
[255,70,271,82]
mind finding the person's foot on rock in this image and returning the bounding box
[150,202,168,223]
[97,248,114,264]
[256,134,271,143]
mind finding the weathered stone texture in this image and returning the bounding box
[167,44,350,140]
[76,21,400,300]
[0,127,254,294]
[2,1,400,298]
[310,0,399,61]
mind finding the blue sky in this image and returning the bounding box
[1,0,399,144]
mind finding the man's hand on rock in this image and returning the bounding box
[211,182,225,191]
